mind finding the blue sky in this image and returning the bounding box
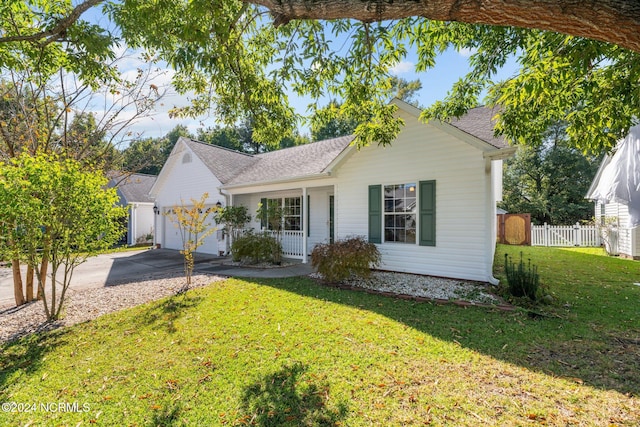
[84,8,519,142]
[126,47,518,141]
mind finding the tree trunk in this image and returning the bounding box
[249,0,640,53]
[38,255,48,300]
[12,259,25,306]
[39,237,50,300]
[26,265,34,301]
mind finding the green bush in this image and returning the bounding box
[311,236,381,283]
[504,252,540,301]
[231,231,282,264]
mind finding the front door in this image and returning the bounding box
[329,195,335,244]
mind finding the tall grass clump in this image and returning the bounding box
[504,252,540,301]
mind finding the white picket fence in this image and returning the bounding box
[264,230,304,258]
[531,223,601,247]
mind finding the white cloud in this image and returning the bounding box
[390,61,414,75]
[457,47,478,58]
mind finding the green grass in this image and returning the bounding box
[0,245,638,426]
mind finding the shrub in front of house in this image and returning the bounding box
[504,252,541,301]
[311,236,381,283]
[231,231,283,264]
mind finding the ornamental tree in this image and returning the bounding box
[0,6,163,306]
[166,193,216,289]
[0,153,127,320]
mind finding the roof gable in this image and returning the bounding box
[389,98,509,150]
[108,173,156,204]
[182,138,257,184]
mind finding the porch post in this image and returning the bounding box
[302,187,308,263]
[227,194,234,255]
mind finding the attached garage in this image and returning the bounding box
[163,206,219,254]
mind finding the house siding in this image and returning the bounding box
[154,144,223,254]
[633,226,640,258]
[334,109,493,282]
[596,200,640,258]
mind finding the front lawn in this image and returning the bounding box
[0,245,638,425]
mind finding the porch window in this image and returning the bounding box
[262,198,282,230]
[260,197,302,231]
[283,197,301,231]
[384,183,417,243]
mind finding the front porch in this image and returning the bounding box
[230,185,336,263]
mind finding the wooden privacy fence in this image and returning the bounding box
[531,223,601,247]
[497,214,531,245]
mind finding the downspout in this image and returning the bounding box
[486,159,500,286]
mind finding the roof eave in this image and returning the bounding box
[321,140,357,174]
[429,120,508,153]
[391,98,508,153]
[483,146,516,160]
[222,172,332,191]
[585,155,612,200]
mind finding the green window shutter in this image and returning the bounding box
[368,185,382,244]
[306,195,310,237]
[419,180,436,246]
[260,197,267,229]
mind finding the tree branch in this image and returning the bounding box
[247,0,640,52]
[0,0,104,46]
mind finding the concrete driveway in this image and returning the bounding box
[0,249,219,308]
[0,248,313,308]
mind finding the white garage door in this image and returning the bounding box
[163,206,219,255]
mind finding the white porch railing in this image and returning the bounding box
[264,230,304,258]
[531,222,601,247]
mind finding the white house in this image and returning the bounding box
[151,99,515,283]
[586,125,640,259]
[108,173,157,246]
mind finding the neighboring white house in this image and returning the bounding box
[108,173,157,246]
[151,99,515,283]
[586,125,640,259]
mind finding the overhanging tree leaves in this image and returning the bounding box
[0,153,126,320]
[4,1,640,153]
[106,2,640,152]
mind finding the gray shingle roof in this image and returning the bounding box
[227,135,354,185]
[178,106,508,188]
[446,106,509,149]
[109,173,156,203]
[182,138,257,184]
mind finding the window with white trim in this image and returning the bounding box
[262,198,282,231]
[283,197,301,231]
[384,183,416,243]
[261,197,302,231]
